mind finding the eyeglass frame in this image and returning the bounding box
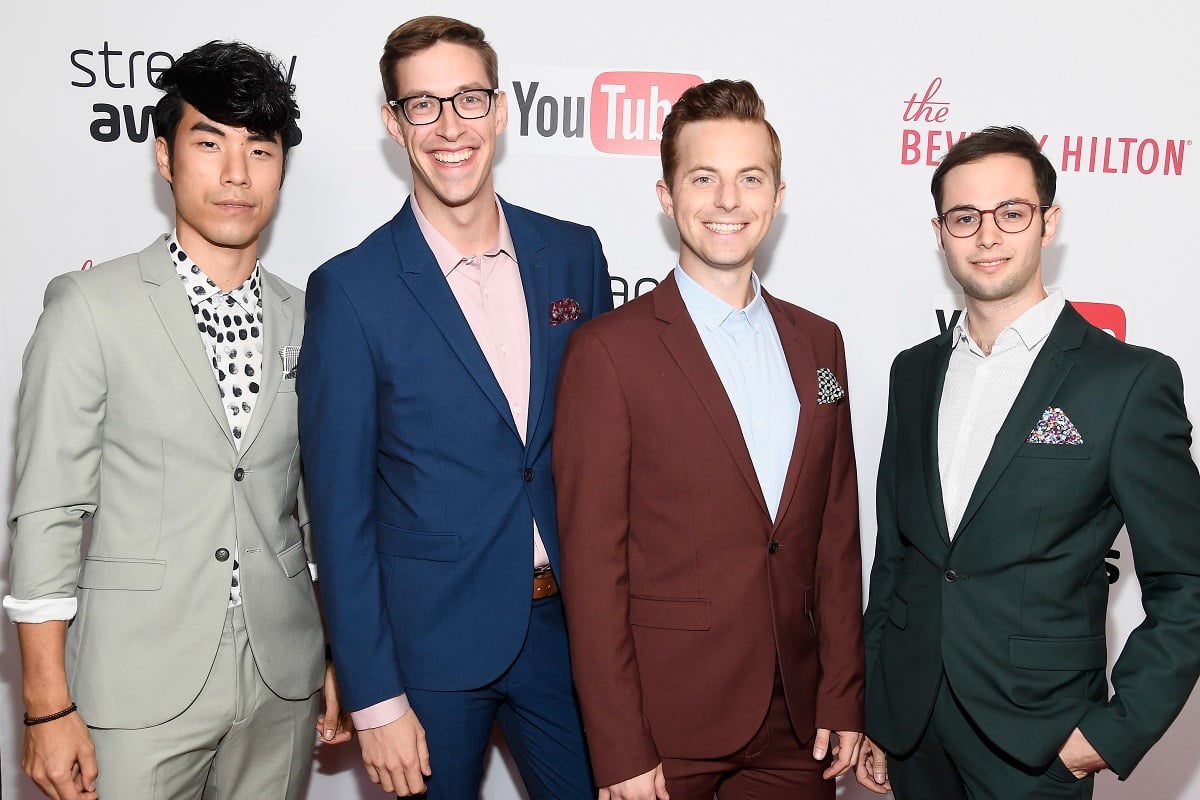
[386,88,499,126]
[935,201,1052,238]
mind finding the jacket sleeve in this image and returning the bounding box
[1077,352,1200,778]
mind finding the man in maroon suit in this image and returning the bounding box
[553,79,865,800]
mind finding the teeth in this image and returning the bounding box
[706,223,745,233]
[433,150,472,164]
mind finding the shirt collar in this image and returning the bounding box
[954,288,1066,352]
[169,230,261,314]
[410,193,516,277]
[674,265,767,333]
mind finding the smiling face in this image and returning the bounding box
[657,118,784,288]
[155,102,282,268]
[382,40,506,219]
[934,153,1059,314]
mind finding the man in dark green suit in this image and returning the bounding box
[856,126,1200,799]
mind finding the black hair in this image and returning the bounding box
[153,40,300,170]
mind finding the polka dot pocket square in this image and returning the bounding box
[816,368,846,404]
[1026,406,1084,445]
[279,345,300,380]
[549,298,582,326]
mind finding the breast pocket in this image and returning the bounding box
[1015,442,1094,460]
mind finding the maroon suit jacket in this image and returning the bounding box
[553,273,865,787]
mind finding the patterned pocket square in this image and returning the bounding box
[816,368,845,404]
[279,345,300,380]
[550,297,582,326]
[1026,406,1084,444]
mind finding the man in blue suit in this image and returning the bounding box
[297,15,612,799]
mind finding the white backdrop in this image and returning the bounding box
[3,1,1200,797]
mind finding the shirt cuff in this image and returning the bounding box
[308,562,318,582]
[350,695,411,730]
[3,595,78,623]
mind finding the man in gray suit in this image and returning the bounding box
[6,41,348,800]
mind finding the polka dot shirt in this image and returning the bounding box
[169,231,264,607]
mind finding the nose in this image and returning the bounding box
[433,98,465,138]
[222,148,250,187]
[714,181,739,211]
[975,210,1002,246]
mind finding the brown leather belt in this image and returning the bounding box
[533,566,559,600]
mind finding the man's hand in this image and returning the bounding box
[854,735,891,794]
[1058,727,1108,779]
[314,661,353,744]
[813,728,863,780]
[598,763,669,800]
[22,711,98,800]
[357,710,431,795]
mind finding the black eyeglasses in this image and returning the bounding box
[387,89,498,126]
[937,202,1050,238]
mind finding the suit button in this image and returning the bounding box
[234,467,245,481]
[523,468,534,482]
[944,569,959,582]
[768,539,780,554]
[215,548,230,562]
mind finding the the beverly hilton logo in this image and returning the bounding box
[900,77,1189,176]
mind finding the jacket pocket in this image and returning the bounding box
[276,539,309,578]
[377,523,460,563]
[628,595,711,630]
[77,557,166,590]
[887,596,909,630]
[1009,634,1107,670]
[1015,442,1094,460]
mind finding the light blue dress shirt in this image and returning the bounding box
[674,266,800,521]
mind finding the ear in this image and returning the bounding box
[493,90,508,136]
[772,180,786,215]
[656,179,675,219]
[931,217,946,254]
[382,105,407,148]
[1040,205,1061,246]
[154,136,172,183]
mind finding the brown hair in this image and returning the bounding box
[931,125,1056,214]
[659,79,782,187]
[379,16,499,103]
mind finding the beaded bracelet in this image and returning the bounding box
[23,703,77,726]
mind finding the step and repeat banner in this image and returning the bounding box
[3,1,1199,797]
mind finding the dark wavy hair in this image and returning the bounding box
[153,40,301,171]
[931,125,1056,214]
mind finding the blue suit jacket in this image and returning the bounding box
[297,197,612,712]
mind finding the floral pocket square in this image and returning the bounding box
[816,368,846,404]
[550,298,582,326]
[1026,407,1083,445]
[279,345,300,380]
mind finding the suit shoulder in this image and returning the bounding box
[572,289,656,338]
[311,218,397,282]
[503,200,600,242]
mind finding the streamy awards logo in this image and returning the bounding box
[506,68,702,157]
[69,42,299,143]
[900,77,1189,176]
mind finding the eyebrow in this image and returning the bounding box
[947,197,1032,210]
[189,120,278,145]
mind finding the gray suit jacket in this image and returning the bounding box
[8,236,324,729]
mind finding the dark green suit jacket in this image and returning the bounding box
[864,302,1200,779]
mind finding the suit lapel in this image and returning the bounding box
[508,202,551,449]
[389,203,520,439]
[923,334,954,546]
[655,274,770,517]
[953,305,1086,539]
[239,270,292,453]
[142,239,236,450]
[764,293,816,529]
